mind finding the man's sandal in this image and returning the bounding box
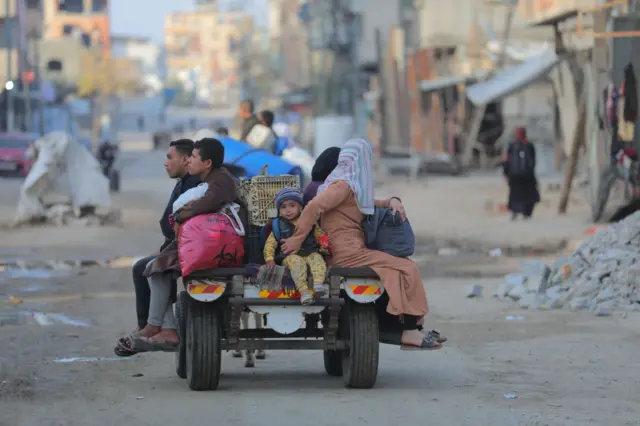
[114,331,145,357]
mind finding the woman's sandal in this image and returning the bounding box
[400,333,442,351]
[132,336,179,353]
[417,326,447,344]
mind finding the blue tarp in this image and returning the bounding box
[219,136,303,182]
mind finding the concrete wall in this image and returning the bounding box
[502,80,556,176]
[351,0,401,65]
[39,38,87,85]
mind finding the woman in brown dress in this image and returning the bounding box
[281,139,442,350]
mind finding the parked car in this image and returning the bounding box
[0,132,39,176]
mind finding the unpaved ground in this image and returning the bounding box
[1,267,640,426]
[2,153,638,425]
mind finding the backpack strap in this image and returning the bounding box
[271,218,281,241]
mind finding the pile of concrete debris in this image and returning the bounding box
[495,211,640,316]
[40,204,122,227]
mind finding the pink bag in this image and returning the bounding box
[178,210,245,277]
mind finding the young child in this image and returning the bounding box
[263,187,329,305]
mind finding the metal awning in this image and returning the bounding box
[466,50,562,105]
[419,71,488,93]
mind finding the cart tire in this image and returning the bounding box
[174,291,188,379]
[323,350,343,376]
[185,300,222,391]
[341,302,379,389]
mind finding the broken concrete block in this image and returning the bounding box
[518,293,544,310]
[568,297,590,311]
[466,284,484,299]
[595,287,617,303]
[524,275,546,293]
[594,303,614,317]
[521,260,550,277]
[508,284,527,301]
[494,274,525,298]
[545,286,569,309]
[505,273,526,287]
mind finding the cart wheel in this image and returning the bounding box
[185,300,222,391]
[323,350,343,376]
[174,291,188,379]
[340,302,379,389]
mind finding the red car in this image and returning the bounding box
[0,132,38,176]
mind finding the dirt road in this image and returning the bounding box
[1,154,638,426]
[2,267,639,426]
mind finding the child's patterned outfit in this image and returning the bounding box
[263,217,328,293]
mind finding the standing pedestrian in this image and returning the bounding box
[503,127,540,220]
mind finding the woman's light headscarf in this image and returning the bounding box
[318,139,375,215]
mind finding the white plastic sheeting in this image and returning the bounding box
[14,132,111,225]
[466,51,563,106]
[281,147,314,183]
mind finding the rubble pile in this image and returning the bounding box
[495,211,640,315]
[42,204,122,227]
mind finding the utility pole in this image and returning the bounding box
[34,32,44,135]
[5,0,14,132]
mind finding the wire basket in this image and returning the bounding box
[240,175,300,226]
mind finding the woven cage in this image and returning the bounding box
[240,175,300,226]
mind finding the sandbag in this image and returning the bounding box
[362,208,415,258]
[178,211,245,277]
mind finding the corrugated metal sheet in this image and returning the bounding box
[419,72,488,93]
[466,50,561,105]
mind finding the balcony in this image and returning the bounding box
[518,0,598,26]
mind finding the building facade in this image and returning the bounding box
[415,0,553,75]
[112,35,166,94]
[269,0,311,89]
[0,0,29,85]
[43,0,110,50]
[164,9,254,104]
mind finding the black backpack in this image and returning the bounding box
[508,142,535,178]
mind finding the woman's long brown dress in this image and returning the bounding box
[289,181,428,317]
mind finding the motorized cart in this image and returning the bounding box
[174,175,385,391]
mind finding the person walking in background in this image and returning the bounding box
[503,127,540,221]
[238,99,260,141]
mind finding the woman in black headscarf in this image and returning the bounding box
[303,147,341,205]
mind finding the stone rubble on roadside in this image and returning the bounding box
[22,203,122,228]
[493,211,640,316]
[466,284,484,298]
